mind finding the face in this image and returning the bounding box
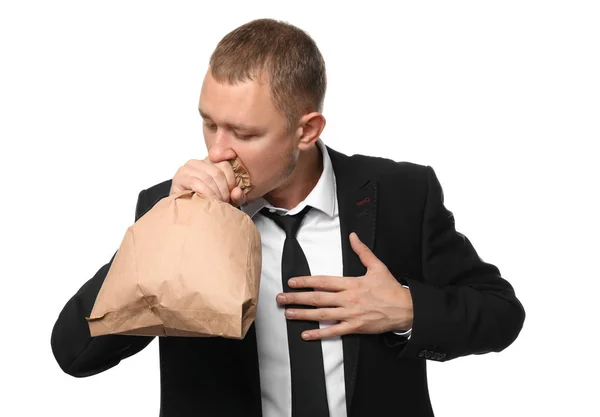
[198,70,300,201]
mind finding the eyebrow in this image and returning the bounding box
[198,108,260,132]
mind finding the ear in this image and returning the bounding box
[296,112,326,151]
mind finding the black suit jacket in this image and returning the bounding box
[51,147,525,416]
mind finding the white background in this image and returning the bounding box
[1,1,599,416]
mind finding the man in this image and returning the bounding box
[51,18,525,417]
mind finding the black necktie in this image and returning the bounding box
[260,206,330,417]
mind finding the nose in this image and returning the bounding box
[207,130,237,163]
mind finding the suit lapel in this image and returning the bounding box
[328,147,377,414]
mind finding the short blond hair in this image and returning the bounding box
[209,19,327,130]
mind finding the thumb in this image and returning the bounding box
[230,186,247,207]
[350,232,381,270]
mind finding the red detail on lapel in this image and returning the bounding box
[356,197,371,206]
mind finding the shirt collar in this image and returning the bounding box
[241,139,338,218]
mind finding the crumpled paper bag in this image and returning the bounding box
[86,158,261,339]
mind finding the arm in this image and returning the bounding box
[395,166,525,361]
[50,189,156,377]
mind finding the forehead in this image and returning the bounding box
[198,70,281,126]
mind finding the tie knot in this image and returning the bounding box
[260,206,311,239]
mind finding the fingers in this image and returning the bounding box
[300,321,354,340]
[284,307,347,322]
[349,232,380,269]
[213,160,237,191]
[169,159,239,203]
[184,175,220,199]
[288,275,352,292]
[277,289,345,307]
[230,186,247,207]
[191,171,226,201]
[200,160,232,201]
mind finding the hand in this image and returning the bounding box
[169,157,247,206]
[276,232,414,340]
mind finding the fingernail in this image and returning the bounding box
[276,294,286,303]
[302,332,311,340]
[288,279,297,287]
[285,309,295,318]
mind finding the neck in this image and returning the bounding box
[265,143,323,210]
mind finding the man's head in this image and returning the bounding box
[198,18,327,204]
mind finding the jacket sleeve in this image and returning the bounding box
[395,166,525,361]
[50,189,156,377]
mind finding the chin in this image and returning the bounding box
[245,184,270,202]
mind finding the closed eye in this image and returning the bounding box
[203,121,217,131]
[234,131,256,140]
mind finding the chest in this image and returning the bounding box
[257,212,344,279]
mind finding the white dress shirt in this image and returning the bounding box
[241,139,409,417]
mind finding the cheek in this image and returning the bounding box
[244,139,293,187]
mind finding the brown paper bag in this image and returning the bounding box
[86,159,261,339]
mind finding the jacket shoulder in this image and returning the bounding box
[142,179,172,199]
[354,153,426,173]
[345,152,430,186]
[135,179,172,219]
